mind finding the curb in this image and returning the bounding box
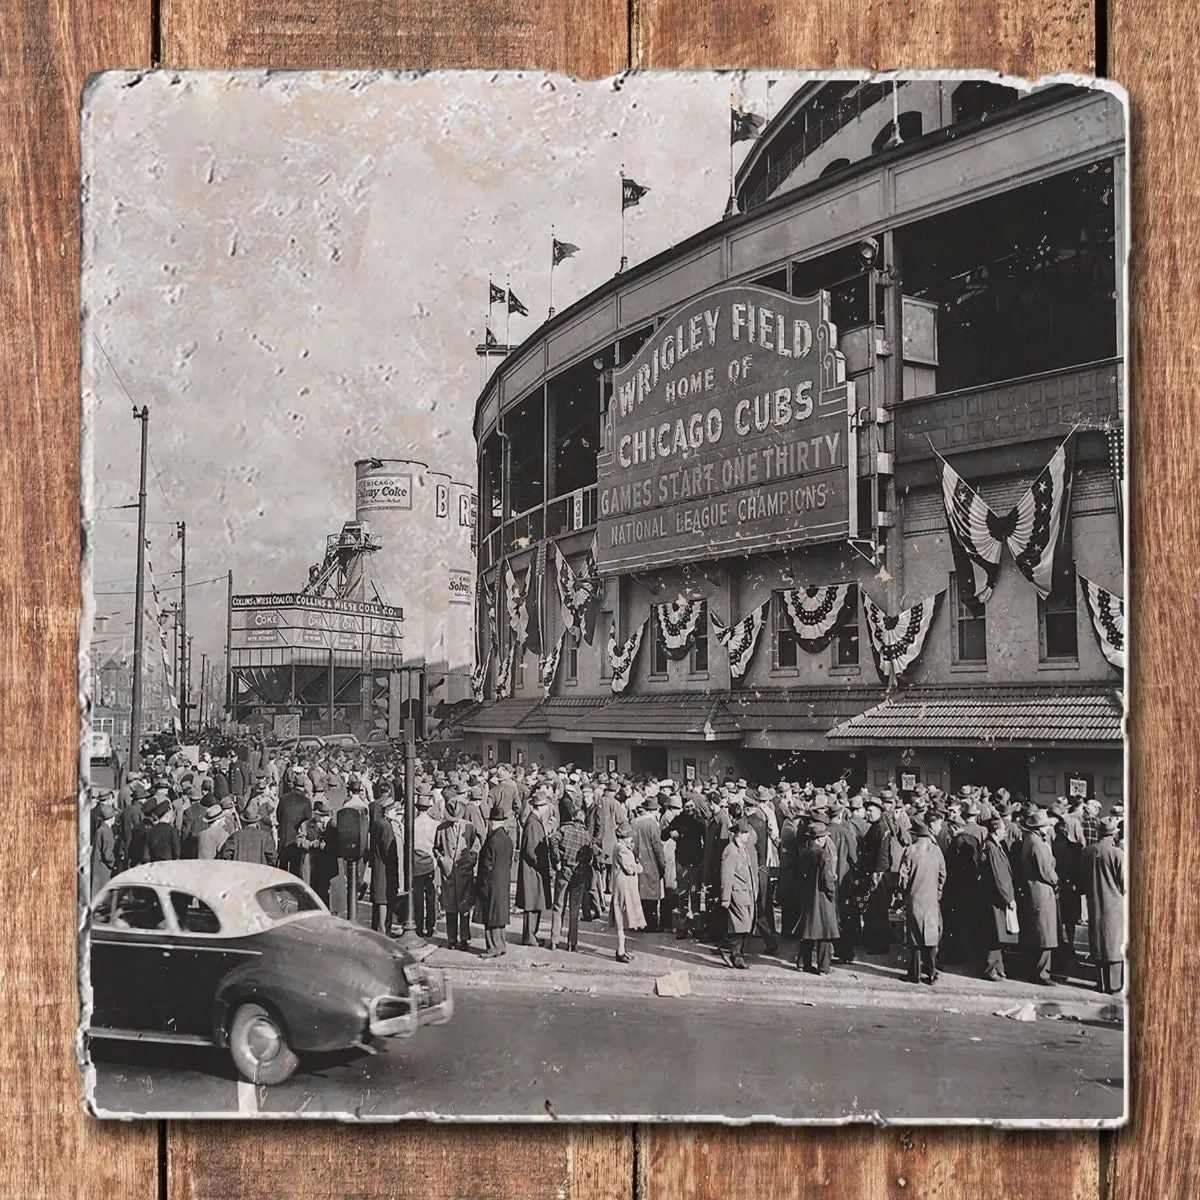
[436,961,1123,1024]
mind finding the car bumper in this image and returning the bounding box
[367,981,454,1039]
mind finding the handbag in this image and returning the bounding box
[1004,902,1020,936]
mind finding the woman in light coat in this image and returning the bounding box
[610,822,645,963]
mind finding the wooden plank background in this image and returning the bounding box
[1,0,1193,1190]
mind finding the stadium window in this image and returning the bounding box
[834,586,860,667]
[871,112,923,154]
[820,157,852,178]
[773,592,799,669]
[951,574,987,664]
[649,616,669,676]
[1039,582,1079,662]
[564,634,579,682]
[690,602,709,674]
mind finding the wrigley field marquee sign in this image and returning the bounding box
[595,284,857,574]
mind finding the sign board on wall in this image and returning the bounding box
[230,594,404,659]
[356,473,413,511]
[448,568,473,605]
[596,285,856,574]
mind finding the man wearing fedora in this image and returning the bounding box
[1017,808,1060,985]
[516,788,554,946]
[794,818,839,974]
[412,787,440,938]
[898,819,946,984]
[977,815,1019,980]
[1081,816,1125,993]
[476,804,514,957]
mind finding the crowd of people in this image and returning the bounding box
[90,741,1126,994]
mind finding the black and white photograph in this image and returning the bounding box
[79,69,1128,1123]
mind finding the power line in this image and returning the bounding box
[94,573,227,597]
[146,447,180,525]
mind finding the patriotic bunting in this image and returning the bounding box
[1079,576,1125,670]
[495,639,518,699]
[937,455,1009,607]
[862,592,944,686]
[504,560,528,646]
[525,545,546,657]
[1007,439,1072,598]
[935,437,1074,603]
[470,647,493,702]
[712,602,768,679]
[608,620,646,695]
[553,541,602,643]
[653,596,706,660]
[781,585,856,652]
[538,631,567,695]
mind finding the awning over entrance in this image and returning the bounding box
[460,699,547,735]
[569,693,743,742]
[826,688,1124,749]
[727,687,884,747]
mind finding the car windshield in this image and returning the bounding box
[255,883,323,921]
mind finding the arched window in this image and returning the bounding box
[951,81,1019,125]
[820,157,851,178]
[871,112,923,154]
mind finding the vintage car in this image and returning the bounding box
[86,861,452,1084]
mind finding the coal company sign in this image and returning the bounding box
[596,285,856,574]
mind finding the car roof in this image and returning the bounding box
[101,861,321,937]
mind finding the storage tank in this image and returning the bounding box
[353,460,477,685]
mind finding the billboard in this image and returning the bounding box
[230,594,404,660]
[356,472,413,511]
[596,285,856,574]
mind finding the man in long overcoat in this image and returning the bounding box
[476,805,514,957]
[718,820,756,969]
[898,819,946,984]
[977,815,1018,980]
[91,800,117,898]
[794,820,840,975]
[369,797,400,935]
[516,792,554,946]
[631,800,667,931]
[1081,817,1125,993]
[436,794,481,950]
[826,802,860,963]
[1017,809,1059,984]
[860,799,896,954]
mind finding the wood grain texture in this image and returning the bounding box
[0,0,158,1196]
[632,0,1096,75]
[1108,0,1200,1194]
[162,0,628,74]
[169,1125,632,1200]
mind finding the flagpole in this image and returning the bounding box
[505,272,511,348]
[548,225,555,319]
[619,166,627,274]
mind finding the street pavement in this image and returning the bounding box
[87,988,1123,1121]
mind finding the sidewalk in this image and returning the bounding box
[401,913,1123,1024]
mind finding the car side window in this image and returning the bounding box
[111,886,168,931]
[169,891,222,935]
[91,892,114,925]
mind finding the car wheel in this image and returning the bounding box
[228,1002,299,1086]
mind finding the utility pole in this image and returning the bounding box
[177,521,188,739]
[129,406,149,773]
[187,635,194,741]
[396,718,423,950]
[225,571,234,720]
[200,652,209,731]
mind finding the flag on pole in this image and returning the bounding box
[507,288,529,316]
[484,326,498,349]
[488,281,506,306]
[712,602,768,679]
[552,238,579,265]
[1079,576,1125,670]
[731,107,765,143]
[622,177,650,211]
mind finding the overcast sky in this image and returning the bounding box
[83,69,806,677]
